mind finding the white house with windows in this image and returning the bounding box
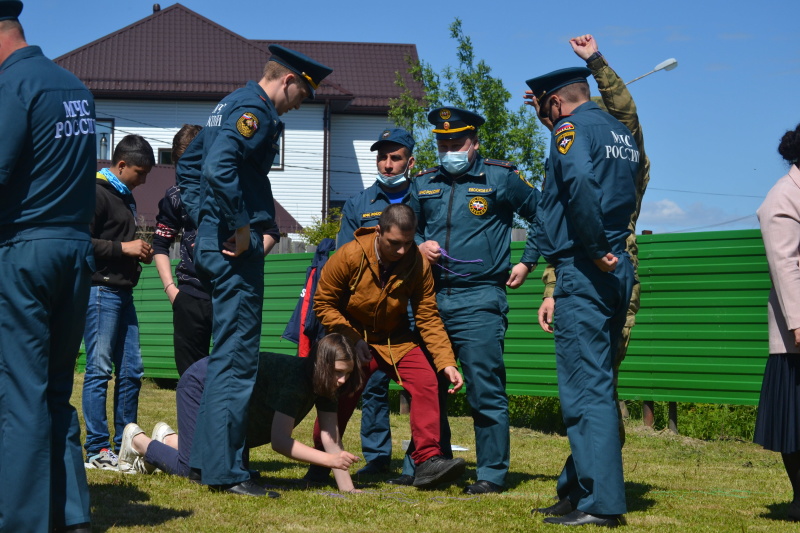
[55,3,424,235]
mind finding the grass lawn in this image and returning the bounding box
[75,375,794,532]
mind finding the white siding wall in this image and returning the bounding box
[97,99,390,232]
[271,105,326,230]
[96,99,216,157]
[329,115,392,205]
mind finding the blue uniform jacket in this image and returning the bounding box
[336,181,411,248]
[178,80,283,237]
[535,101,639,266]
[409,154,540,288]
[0,46,96,237]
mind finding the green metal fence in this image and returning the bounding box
[78,229,770,406]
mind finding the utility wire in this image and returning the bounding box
[96,111,764,201]
[649,187,763,199]
[661,214,756,233]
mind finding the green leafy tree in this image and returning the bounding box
[389,18,546,186]
[299,207,341,246]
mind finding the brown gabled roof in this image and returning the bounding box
[57,4,265,101]
[55,3,423,113]
[98,162,303,233]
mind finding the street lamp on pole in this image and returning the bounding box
[626,58,678,85]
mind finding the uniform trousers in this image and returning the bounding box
[172,290,213,377]
[191,229,264,485]
[359,369,392,463]
[433,285,510,486]
[0,233,93,531]
[553,256,633,516]
[313,346,442,465]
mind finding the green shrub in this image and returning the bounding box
[299,207,341,246]
[624,400,757,441]
[388,391,757,441]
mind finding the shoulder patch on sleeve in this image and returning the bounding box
[556,131,575,155]
[484,158,517,169]
[415,167,438,177]
[554,122,575,136]
[236,112,259,138]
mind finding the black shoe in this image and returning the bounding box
[386,474,415,486]
[463,480,503,494]
[532,497,573,516]
[543,510,626,528]
[53,523,91,533]
[188,468,202,484]
[412,456,466,489]
[789,501,800,522]
[303,464,332,484]
[209,479,280,498]
[356,459,391,476]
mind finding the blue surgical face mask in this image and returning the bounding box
[375,161,409,188]
[438,142,473,175]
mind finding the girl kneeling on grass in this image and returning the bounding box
[118,334,363,496]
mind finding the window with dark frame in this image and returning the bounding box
[158,148,173,165]
[96,120,114,160]
[271,129,285,171]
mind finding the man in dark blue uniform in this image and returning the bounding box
[337,127,415,476]
[0,1,96,530]
[337,128,415,246]
[178,45,331,497]
[526,67,639,528]
[409,107,540,494]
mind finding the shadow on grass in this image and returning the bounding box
[458,464,544,490]
[149,377,178,390]
[625,481,657,513]
[249,458,299,472]
[247,458,385,491]
[89,481,192,531]
[257,475,386,492]
[506,470,552,490]
[761,501,794,522]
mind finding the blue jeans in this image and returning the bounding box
[82,285,144,455]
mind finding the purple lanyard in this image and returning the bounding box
[435,248,483,277]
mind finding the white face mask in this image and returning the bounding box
[375,161,410,188]
[438,140,474,175]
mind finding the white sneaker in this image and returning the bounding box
[151,421,176,444]
[119,423,155,474]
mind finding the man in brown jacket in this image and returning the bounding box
[310,203,466,489]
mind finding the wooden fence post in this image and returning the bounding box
[643,400,655,428]
[668,402,678,434]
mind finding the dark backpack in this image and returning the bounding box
[281,238,336,357]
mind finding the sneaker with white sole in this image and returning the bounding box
[119,423,156,474]
[151,421,176,444]
[88,448,119,471]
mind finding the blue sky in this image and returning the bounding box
[20,0,800,234]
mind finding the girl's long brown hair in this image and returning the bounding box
[309,334,363,399]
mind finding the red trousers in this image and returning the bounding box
[313,346,442,464]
